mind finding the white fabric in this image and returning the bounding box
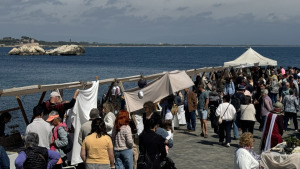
[234,148,259,169]
[177,105,186,125]
[224,48,277,67]
[262,113,277,152]
[173,114,179,128]
[70,81,99,165]
[124,71,194,112]
[260,151,300,169]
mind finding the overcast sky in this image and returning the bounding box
[1,0,300,45]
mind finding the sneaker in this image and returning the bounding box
[204,134,208,138]
[225,143,230,147]
[200,133,204,137]
[218,142,223,145]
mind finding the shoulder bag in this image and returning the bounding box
[218,103,231,124]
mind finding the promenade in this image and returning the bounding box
[168,117,299,169]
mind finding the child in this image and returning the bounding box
[163,120,173,153]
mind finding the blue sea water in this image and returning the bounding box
[0,46,300,134]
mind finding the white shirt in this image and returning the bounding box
[215,102,236,121]
[25,118,52,149]
[234,148,259,169]
[165,110,173,120]
[104,112,116,136]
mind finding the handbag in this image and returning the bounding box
[161,156,177,169]
[137,143,153,169]
[171,104,178,115]
[218,103,231,124]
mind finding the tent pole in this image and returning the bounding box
[38,91,47,105]
[16,96,29,126]
[103,82,115,103]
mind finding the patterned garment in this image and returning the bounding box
[283,95,299,113]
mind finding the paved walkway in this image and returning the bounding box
[168,117,300,169]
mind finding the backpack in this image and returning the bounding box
[61,134,73,154]
[230,94,241,112]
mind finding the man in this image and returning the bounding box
[261,89,273,128]
[184,87,197,132]
[260,102,284,152]
[231,85,245,140]
[42,90,79,120]
[209,87,222,134]
[197,84,209,138]
[0,112,11,137]
[25,104,52,149]
[78,108,100,145]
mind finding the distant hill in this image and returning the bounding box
[0,36,298,47]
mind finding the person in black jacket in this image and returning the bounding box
[139,113,167,169]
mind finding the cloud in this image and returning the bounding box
[1,0,300,44]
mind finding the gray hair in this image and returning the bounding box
[90,108,100,119]
[25,132,39,148]
[262,89,268,95]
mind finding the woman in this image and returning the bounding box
[270,77,279,104]
[240,96,256,134]
[80,118,115,169]
[46,111,68,166]
[138,113,167,169]
[143,101,156,130]
[234,132,259,169]
[103,102,116,136]
[112,110,133,169]
[215,95,236,147]
[15,132,60,169]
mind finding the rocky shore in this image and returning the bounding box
[8,44,85,55]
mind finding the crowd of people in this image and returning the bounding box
[0,65,300,169]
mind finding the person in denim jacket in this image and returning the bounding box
[283,89,299,131]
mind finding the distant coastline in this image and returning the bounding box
[1,36,300,48]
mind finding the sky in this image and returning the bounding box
[1,0,300,45]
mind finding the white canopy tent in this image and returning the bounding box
[224,48,277,67]
[124,70,194,112]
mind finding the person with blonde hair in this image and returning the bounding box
[103,102,116,136]
[234,132,260,169]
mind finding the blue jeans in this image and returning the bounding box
[233,120,239,139]
[114,149,133,169]
[185,111,196,130]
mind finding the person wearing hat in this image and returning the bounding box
[78,108,100,145]
[283,89,299,132]
[25,104,52,149]
[42,89,79,121]
[231,84,246,140]
[260,102,284,152]
[47,110,69,166]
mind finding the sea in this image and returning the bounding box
[0,46,300,134]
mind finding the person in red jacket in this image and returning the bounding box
[42,90,79,120]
